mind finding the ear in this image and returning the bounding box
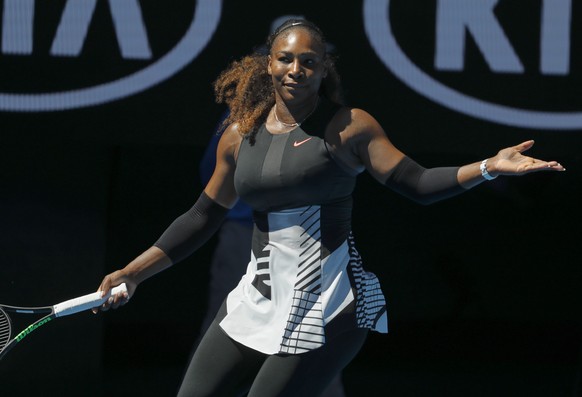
[267,55,272,76]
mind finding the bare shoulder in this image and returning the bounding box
[327,105,403,178]
[350,107,384,134]
[329,106,385,143]
[322,106,384,170]
[217,123,244,161]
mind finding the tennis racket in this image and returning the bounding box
[0,283,127,361]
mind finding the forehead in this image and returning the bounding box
[271,28,325,55]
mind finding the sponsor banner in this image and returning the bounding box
[1,0,580,133]
[0,0,221,111]
[364,0,582,130]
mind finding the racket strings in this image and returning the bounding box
[0,309,11,350]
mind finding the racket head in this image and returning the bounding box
[0,305,54,361]
[0,307,12,353]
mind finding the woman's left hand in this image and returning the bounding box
[487,140,565,177]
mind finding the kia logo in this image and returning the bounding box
[0,0,221,111]
[364,0,582,130]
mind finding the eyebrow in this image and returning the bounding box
[274,50,321,57]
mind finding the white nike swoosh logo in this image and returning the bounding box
[293,137,313,147]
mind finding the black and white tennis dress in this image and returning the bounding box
[219,99,388,355]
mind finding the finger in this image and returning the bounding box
[526,159,565,172]
[110,290,130,310]
[93,277,118,313]
[99,278,112,298]
[515,139,535,153]
[101,297,114,312]
[540,161,566,171]
[92,280,110,314]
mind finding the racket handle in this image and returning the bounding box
[53,283,128,317]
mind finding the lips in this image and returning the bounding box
[284,83,306,89]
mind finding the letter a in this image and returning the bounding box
[51,0,152,59]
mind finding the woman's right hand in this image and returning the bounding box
[91,246,173,314]
[92,269,135,313]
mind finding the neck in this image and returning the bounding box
[274,97,320,127]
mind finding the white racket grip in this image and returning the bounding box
[53,283,128,317]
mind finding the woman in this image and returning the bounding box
[95,19,565,396]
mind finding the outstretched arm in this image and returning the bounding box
[349,109,565,204]
[94,125,242,311]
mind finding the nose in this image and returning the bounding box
[288,60,304,79]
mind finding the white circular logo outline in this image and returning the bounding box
[363,0,582,130]
[0,0,222,112]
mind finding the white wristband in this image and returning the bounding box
[480,159,497,180]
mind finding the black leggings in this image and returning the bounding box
[176,314,368,397]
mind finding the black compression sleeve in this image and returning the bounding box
[384,156,466,205]
[153,192,228,264]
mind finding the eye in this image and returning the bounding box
[301,56,320,67]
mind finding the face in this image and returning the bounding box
[268,28,327,104]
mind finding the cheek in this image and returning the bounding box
[270,65,286,80]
